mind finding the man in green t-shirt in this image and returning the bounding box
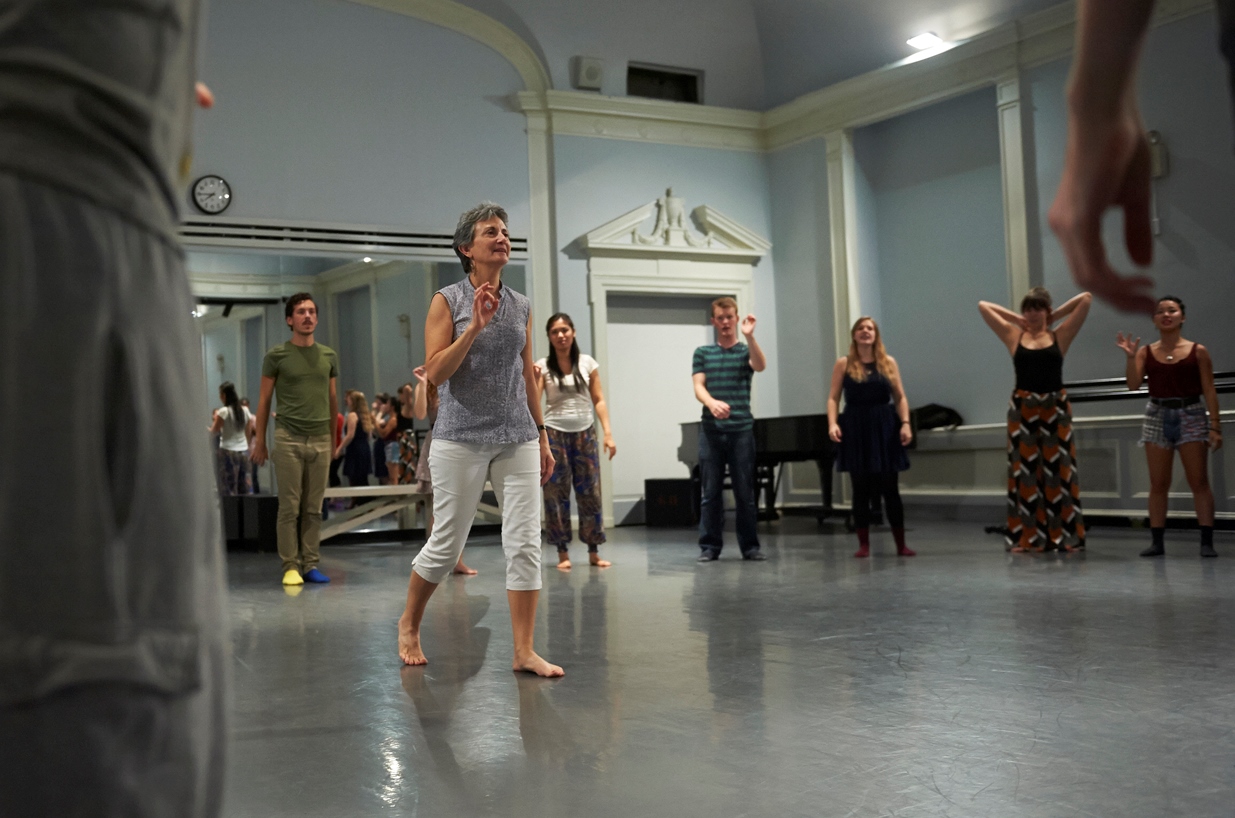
[253,293,339,586]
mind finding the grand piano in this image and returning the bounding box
[677,414,836,521]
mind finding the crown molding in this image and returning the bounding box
[347,0,549,92]
[763,0,1212,150]
[508,0,1210,154]
[515,90,764,151]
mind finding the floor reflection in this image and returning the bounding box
[399,581,490,810]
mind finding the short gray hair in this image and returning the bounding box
[452,202,509,273]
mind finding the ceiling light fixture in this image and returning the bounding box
[907,32,943,50]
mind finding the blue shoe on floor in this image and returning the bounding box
[303,568,331,583]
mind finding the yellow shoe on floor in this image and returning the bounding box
[282,569,304,586]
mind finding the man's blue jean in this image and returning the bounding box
[698,425,760,556]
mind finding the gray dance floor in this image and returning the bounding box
[224,519,1235,817]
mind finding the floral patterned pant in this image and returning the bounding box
[543,427,606,552]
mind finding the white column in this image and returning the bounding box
[825,130,860,356]
[523,96,557,362]
[997,72,1033,302]
[588,270,615,528]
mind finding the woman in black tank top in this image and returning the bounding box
[979,287,1092,553]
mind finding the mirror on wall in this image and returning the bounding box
[189,247,528,497]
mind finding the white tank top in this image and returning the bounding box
[537,354,598,433]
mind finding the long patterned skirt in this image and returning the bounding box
[1006,389,1086,551]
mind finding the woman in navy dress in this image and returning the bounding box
[827,317,915,558]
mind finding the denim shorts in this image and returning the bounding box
[384,441,400,463]
[1140,402,1209,449]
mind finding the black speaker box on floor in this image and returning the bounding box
[221,495,244,544]
[241,494,279,552]
[645,478,697,527]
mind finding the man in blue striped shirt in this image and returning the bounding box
[691,297,768,561]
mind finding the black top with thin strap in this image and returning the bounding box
[1013,334,1064,393]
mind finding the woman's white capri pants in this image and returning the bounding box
[413,438,543,590]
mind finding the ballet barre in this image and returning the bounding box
[1065,370,1235,402]
[320,484,430,541]
[319,482,503,540]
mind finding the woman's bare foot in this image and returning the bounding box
[556,554,572,571]
[397,614,427,665]
[513,652,564,677]
[588,554,611,568]
[452,560,478,575]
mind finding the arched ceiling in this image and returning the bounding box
[751,0,1067,108]
[435,0,1069,110]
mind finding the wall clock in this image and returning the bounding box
[192,175,232,214]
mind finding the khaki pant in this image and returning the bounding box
[272,427,332,574]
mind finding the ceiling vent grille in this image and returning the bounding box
[178,218,528,258]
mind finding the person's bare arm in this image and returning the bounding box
[1198,344,1223,451]
[1052,292,1093,354]
[741,315,767,372]
[1117,333,1145,389]
[328,377,338,429]
[412,380,429,421]
[251,375,276,465]
[693,372,729,419]
[376,410,397,437]
[521,317,555,485]
[1047,0,1159,314]
[334,412,357,460]
[245,412,256,446]
[887,357,913,447]
[424,286,499,385]
[978,301,1025,355]
[588,368,616,459]
[826,357,847,442]
[209,410,223,435]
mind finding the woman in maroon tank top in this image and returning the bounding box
[1117,295,1223,557]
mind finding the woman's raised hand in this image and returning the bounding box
[471,282,500,331]
[413,365,428,383]
[1115,331,1141,357]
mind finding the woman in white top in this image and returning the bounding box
[209,381,256,495]
[535,313,616,570]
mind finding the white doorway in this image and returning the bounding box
[605,294,716,523]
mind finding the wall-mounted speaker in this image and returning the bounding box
[572,56,604,91]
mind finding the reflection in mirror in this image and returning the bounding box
[189,248,528,513]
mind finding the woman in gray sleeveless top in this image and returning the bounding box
[397,203,563,678]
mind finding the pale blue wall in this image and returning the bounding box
[479,0,766,108]
[202,322,242,414]
[194,0,530,233]
[1030,10,1235,413]
[242,316,264,407]
[851,148,882,324]
[374,266,426,397]
[334,285,375,398]
[854,87,1009,425]
[767,138,833,415]
[552,135,781,418]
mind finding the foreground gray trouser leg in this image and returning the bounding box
[0,174,227,817]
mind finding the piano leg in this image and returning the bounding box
[756,464,778,521]
[815,455,837,525]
